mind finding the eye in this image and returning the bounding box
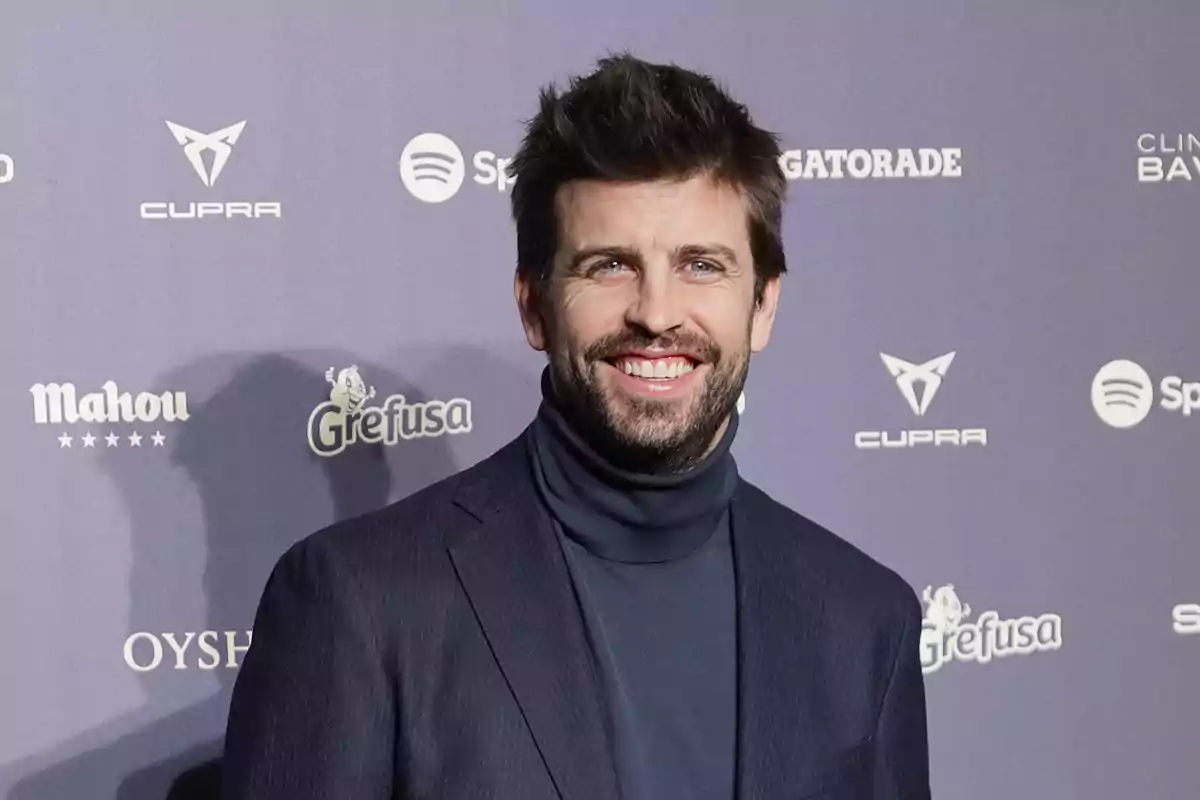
[589,260,628,277]
[686,259,721,275]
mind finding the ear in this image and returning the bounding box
[749,275,781,353]
[514,270,547,352]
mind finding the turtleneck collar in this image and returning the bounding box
[526,368,740,564]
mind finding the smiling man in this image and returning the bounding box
[223,53,931,800]
[524,174,761,474]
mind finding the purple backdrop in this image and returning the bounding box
[2,2,1197,797]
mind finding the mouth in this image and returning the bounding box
[605,353,700,381]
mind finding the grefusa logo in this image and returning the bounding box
[308,365,473,457]
[919,584,1063,675]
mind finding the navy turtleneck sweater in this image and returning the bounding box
[526,369,738,800]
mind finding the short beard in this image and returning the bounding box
[548,335,748,474]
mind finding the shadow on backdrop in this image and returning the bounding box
[3,351,470,799]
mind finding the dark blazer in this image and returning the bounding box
[222,428,931,799]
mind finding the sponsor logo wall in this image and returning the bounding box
[124,631,254,673]
[1173,603,1200,635]
[778,146,963,180]
[2,7,1197,800]
[308,365,473,457]
[31,380,189,449]
[399,132,514,202]
[853,351,987,449]
[141,120,281,219]
[1136,133,1200,183]
[919,584,1063,675]
[1092,359,1200,428]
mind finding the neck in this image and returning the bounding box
[526,368,740,563]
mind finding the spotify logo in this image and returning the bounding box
[399,133,465,203]
[1091,360,1154,428]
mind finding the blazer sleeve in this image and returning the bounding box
[872,591,933,799]
[222,538,395,799]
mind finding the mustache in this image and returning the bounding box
[584,330,721,364]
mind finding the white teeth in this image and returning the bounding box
[617,357,695,379]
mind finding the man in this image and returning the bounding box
[223,53,930,799]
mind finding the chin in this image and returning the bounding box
[606,386,694,420]
[607,404,696,446]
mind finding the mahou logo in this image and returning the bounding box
[31,380,190,449]
[307,365,473,457]
[919,584,1063,675]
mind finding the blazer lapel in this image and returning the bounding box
[733,482,847,800]
[447,433,619,800]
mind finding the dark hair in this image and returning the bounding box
[509,52,788,306]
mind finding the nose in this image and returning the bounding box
[624,266,684,336]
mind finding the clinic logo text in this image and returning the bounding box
[399,132,512,202]
[920,584,1063,675]
[140,120,281,219]
[1091,359,1199,428]
[1137,133,1199,183]
[854,351,987,449]
[778,147,962,180]
[308,366,473,457]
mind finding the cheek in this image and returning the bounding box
[557,290,625,348]
[694,297,755,348]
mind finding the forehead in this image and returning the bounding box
[553,174,751,251]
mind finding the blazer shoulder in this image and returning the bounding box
[737,479,921,621]
[284,432,529,583]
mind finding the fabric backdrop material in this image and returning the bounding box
[1,2,1197,798]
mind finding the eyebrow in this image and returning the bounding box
[565,243,741,274]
